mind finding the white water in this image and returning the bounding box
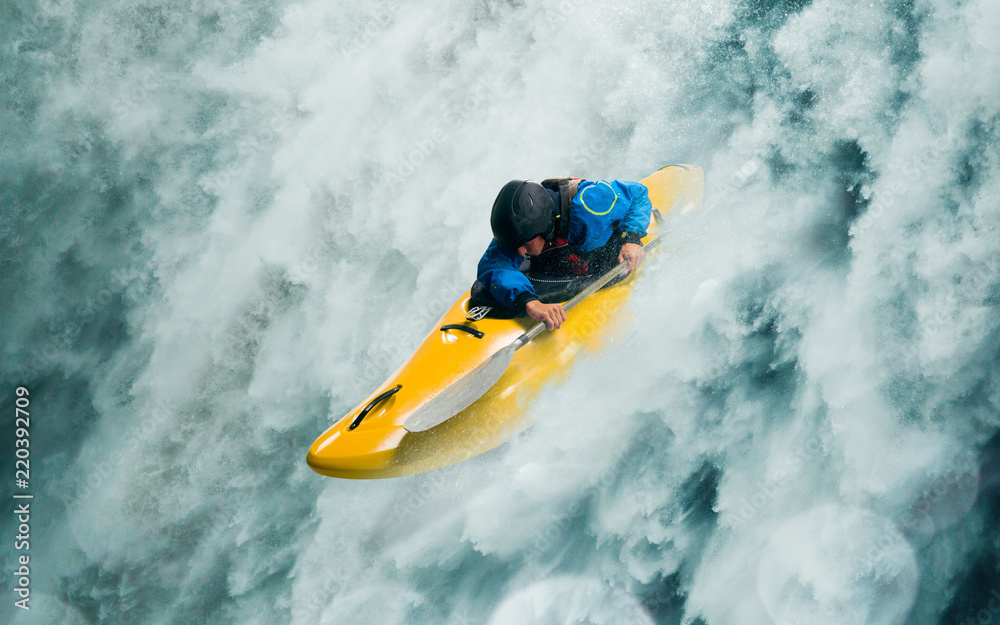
[2,0,999,624]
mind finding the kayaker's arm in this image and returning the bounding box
[525,300,566,331]
[617,180,653,245]
[610,180,652,272]
[477,240,541,313]
[618,242,646,272]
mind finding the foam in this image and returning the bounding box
[3,0,999,624]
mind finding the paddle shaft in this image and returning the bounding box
[402,234,664,432]
[516,234,663,347]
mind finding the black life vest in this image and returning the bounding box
[540,177,580,241]
[533,177,588,276]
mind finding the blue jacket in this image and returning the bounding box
[477,179,652,311]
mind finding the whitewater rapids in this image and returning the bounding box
[1,0,999,624]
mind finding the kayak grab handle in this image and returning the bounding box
[440,324,484,339]
[349,385,402,430]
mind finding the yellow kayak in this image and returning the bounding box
[307,165,704,479]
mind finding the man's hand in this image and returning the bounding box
[618,242,646,272]
[525,300,567,331]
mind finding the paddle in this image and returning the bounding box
[403,235,661,433]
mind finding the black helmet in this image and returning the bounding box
[490,180,557,250]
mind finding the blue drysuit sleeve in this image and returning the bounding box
[476,240,539,311]
[617,180,653,241]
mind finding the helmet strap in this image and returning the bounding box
[540,178,577,241]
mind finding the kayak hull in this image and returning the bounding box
[308,165,704,479]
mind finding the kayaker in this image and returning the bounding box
[477,177,652,330]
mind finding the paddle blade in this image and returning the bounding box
[403,342,518,433]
